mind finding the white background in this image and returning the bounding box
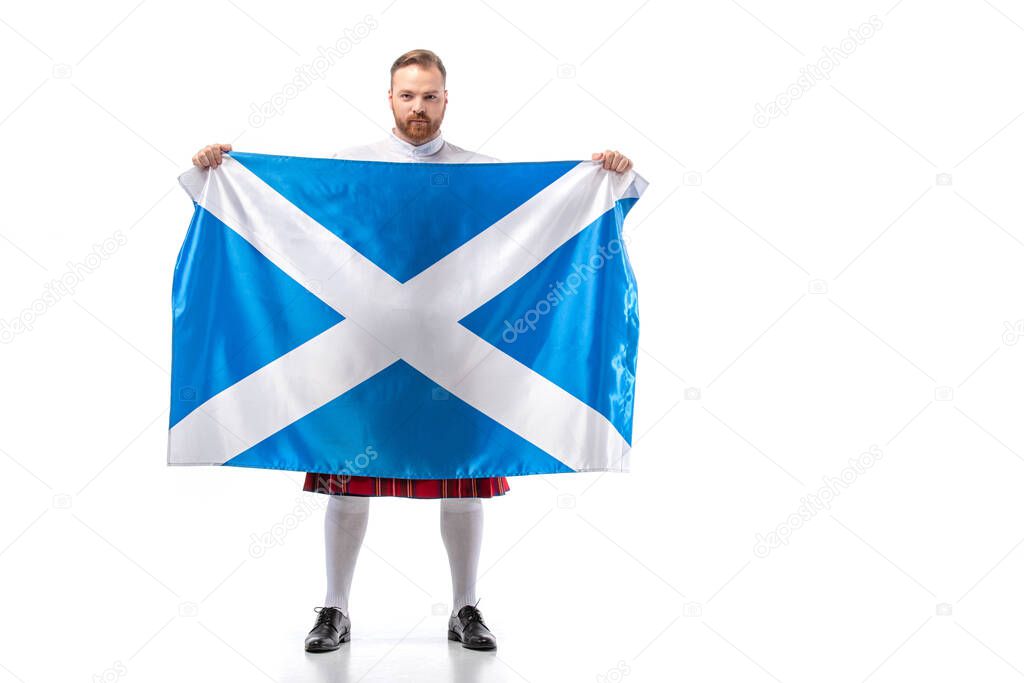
[1,1,1023,681]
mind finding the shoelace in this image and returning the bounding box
[459,602,486,626]
[313,606,342,631]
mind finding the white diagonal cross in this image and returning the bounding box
[169,156,644,472]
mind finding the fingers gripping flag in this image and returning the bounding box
[168,152,647,478]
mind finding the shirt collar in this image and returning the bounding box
[388,128,445,158]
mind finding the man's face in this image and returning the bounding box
[388,64,447,144]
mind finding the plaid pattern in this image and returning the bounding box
[303,473,511,498]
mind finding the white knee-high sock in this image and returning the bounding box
[440,498,484,616]
[323,495,370,615]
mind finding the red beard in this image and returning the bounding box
[395,114,440,142]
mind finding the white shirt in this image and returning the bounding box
[331,129,501,164]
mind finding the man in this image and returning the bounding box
[191,48,634,653]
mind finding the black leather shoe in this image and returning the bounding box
[304,606,351,652]
[447,602,497,650]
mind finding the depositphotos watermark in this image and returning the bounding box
[596,660,631,683]
[753,15,883,128]
[248,15,378,127]
[248,446,378,558]
[1002,318,1024,345]
[1,230,128,344]
[501,234,632,344]
[753,445,884,558]
[91,660,127,683]
[249,492,327,558]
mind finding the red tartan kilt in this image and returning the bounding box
[303,473,511,498]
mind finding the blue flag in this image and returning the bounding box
[168,152,647,478]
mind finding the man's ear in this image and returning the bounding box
[444,90,448,105]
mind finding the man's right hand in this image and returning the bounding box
[192,143,232,169]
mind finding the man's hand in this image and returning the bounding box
[192,143,232,169]
[592,149,633,173]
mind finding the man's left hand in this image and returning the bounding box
[592,149,633,173]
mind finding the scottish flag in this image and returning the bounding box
[168,152,647,478]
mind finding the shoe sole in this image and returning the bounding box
[448,629,496,650]
[305,632,351,652]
